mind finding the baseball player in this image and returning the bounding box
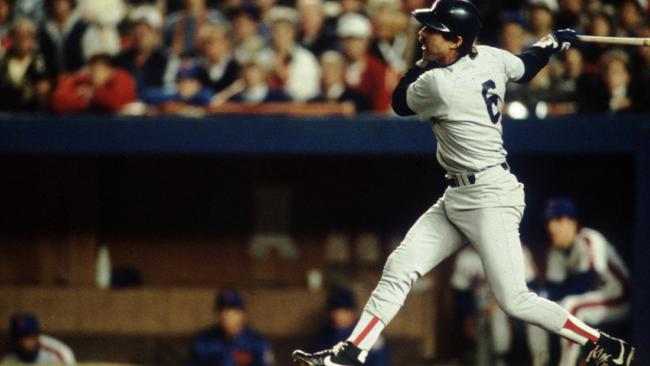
[452,244,537,366]
[2,313,76,365]
[527,198,631,366]
[291,1,635,366]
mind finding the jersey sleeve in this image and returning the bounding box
[406,71,444,120]
[39,335,76,365]
[546,249,567,283]
[588,232,609,274]
[491,48,525,82]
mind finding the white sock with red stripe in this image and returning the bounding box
[347,311,385,351]
[558,314,600,346]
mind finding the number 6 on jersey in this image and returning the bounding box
[481,79,501,124]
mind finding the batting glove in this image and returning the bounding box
[533,28,577,53]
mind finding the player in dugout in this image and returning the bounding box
[309,288,389,366]
[291,0,635,365]
[1,313,76,365]
[527,198,631,366]
[188,288,274,366]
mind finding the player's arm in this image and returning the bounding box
[545,270,598,300]
[515,29,577,83]
[391,64,430,116]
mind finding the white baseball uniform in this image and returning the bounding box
[1,334,76,365]
[452,245,537,366]
[344,45,601,355]
[528,227,630,366]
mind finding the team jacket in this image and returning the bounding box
[188,325,273,366]
[545,227,630,303]
[1,334,76,365]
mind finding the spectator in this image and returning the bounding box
[2,313,76,365]
[337,13,392,113]
[578,48,646,114]
[309,288,389,366]
[526,0,555,40]
[78,0,125,61]
[188,288,274,366]
[600,49,644,113]
[258,6,321,101]
[51,53,136,113]
[38,0,88,75]
[114,5,172,96]
[0,19,52,111]
[309,50,370,112]
[498,11,531,54]
[367,0,410,74]
[142,61,214,114]
[228,4,265,64]
[338,0,364,16]
[401,0,428,69]
[0,0,11,54]
[617,0,645,37]
[253,0,275,38]
[12,0,45,23]
[547,47,590,113]
[196,23,240,94]
[581,11,615,68]
[527,198,631,366]
[555,0,588,31]
[165,0,226,56]
[216,60,289,104]
[297,0,337,58]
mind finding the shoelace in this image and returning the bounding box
[331,342,347,356]
[585,345,612,366]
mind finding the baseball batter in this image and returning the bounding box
[292,1,635,365]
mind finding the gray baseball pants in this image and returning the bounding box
[364,166,570,334]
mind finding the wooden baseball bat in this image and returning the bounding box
[577,35,650,47]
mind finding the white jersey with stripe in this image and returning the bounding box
[546,227,629,297]
[1,334,76,365]
[406,45,525,174]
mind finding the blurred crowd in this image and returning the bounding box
[0,0,648,116]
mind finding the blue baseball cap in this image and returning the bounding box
[176,62,203,81]
[500,10,529,30]
[215,288,245,310]
[10,313,40,338]
[544,198,577,220]
[326,288,357,310]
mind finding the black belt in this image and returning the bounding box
[447,162,509,187]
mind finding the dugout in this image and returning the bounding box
[0,114,648,364]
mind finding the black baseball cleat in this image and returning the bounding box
[584,332,635,366]
[292,341,367,366]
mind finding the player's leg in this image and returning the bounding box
[292,198,467,366]
[351,200,468,346]
[449,207,600,345]
[559,294,630,366]
[450,205,634,365]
